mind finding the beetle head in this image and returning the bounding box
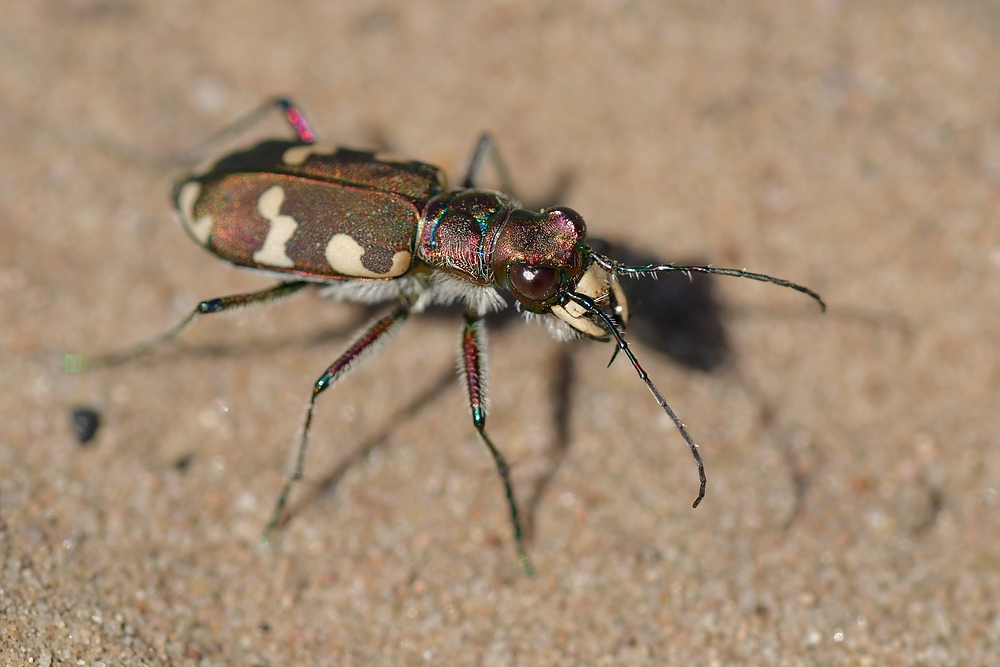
[493,206,585,308]
[493,206,627,338]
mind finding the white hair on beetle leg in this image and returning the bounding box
[331,306,410,381]
[456,317,491,416]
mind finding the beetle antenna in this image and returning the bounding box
[589,253,826,312]
[565,291,706,508]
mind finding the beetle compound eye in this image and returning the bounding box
[509,263,560,302]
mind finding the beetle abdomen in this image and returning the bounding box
[177,173,421,280]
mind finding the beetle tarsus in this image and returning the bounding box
[476,425,534,576]
[460,314,534,574]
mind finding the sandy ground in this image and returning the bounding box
[2,1,999,665]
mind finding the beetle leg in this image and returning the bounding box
[460,312,533,575]
[177,97,315,175]
[461,133,516,195]
[200,96,314,144]
[82,281,309,369]
[274,98,316,144]
[262,300,412,542]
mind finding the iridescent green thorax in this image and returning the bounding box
[416,189,517,285]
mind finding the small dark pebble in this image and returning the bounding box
[71,407,101,444]
[175,454,194,471]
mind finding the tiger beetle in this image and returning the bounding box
[96,98,824,574]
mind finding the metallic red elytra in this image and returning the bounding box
[106,99,825,573]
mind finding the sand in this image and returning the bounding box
[1,1,998,664]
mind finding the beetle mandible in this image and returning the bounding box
[112,98,825,573]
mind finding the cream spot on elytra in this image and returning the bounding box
[373,152,411,164]
[178,181,213,244]
[253,186,297,268]
[325,234,411,278]
[178,181,200,223]
[282,143,336,166]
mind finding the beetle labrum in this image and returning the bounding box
[111,98,824,573]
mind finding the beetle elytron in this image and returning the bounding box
[111,99,824,573]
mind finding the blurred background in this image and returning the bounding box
[1,1,998,664]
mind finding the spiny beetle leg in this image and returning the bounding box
[460,313,533,575]
[83,281,309,370]
[261,299,412,544]
[461,133,516,196]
